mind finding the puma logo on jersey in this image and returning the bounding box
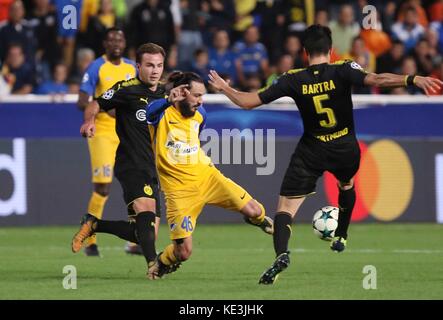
[140,98,149,104]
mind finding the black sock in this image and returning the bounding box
[135,212,157,264]
[335,186,356,239]
[273,213,293,256]
[95,220,138,243]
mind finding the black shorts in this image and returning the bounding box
[115,170,162,218]
[280,136,360,197]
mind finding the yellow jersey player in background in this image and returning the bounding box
[145,72,274,279]
[78,27,137,256]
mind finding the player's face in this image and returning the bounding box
[104,31,126,60]
[137,53,165,87]
[178,81,206,118]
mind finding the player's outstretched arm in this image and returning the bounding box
[364,73,443,96]
[208,70,262,110]
[80,100,99,138]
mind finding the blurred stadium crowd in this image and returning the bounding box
[0,0,442,96]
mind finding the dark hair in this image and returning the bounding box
[194,48,207,57]
[104,27,124,41]
[405,6,417,14]
[136,43,166,63]
[302,24,332,56]
[167,71,204,89]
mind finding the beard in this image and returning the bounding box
[178,100,199,118]
[108,51,122,61]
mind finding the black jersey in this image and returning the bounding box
[96,77,166,177]
[258,60,367,143]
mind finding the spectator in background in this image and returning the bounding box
[111,0,127,22]
[0,0,13,22]
[413,38,434,75]
[342,36,374,94]
[165,44,179,73]
[329,4,360,56]
[233,25,270,89]
[0,43,34,94]
[176,0,203,69]
[376,40,405,75]
[428,0,443,22]
[381,1,397,34]
[314,9,329,27]
[429,21,443,54]
[391,6,425,53]
[190,48,210,83]
[283,0,315,34]
[283,34,305,68]
[67,47,95,93]
[27,0,59,85]
[208,29,238,86]
[0,0,37,63]
[255,0,286,64]
[34,62,68,94]
[265,54,294,87]
[397,0,428,28]
[128,0,175,61]
[342,36,375,73]
[243,72,262,92]
[425,27,441,57]
[54,0,82,71]
[201,0,235,45]
[86,0,124,57]
[231,0,255,42]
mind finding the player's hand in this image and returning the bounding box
[414,76,443,96]
[168,84,190,104]
[208,70,230,92]
[80,121,95,138]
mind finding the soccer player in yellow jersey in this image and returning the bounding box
[145,72,274,279]
[78,27,136,256]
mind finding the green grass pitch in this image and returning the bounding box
[0,223,442,300]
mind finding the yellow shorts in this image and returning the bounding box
[165,168,253,240]
[87,114,119,184]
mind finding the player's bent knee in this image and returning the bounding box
[132,197,156,214]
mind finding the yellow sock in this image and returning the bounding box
[85,192,108,246]
[159,244,178,266]
[249,202,266,225]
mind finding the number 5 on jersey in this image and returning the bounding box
[313,94,337,128]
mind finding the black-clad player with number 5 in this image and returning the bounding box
[209,25,443,284]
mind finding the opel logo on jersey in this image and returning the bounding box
[144,184,153,196]
[102,89,114,100]
[136,109,146,121]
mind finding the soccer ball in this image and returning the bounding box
[312,206,339,241]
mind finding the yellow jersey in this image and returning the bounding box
[149,102,212,192]
[80,55,136,135]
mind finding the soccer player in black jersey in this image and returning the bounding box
[72,43,170,279]
[209,25,443,285]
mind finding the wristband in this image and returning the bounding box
[406,75,416,86]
